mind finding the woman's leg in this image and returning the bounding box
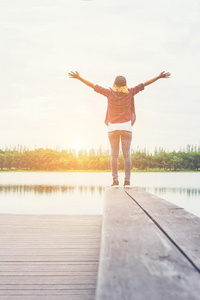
[108,131,120,181]
[121,131,132,181]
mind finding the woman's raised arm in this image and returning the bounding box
[68,71,95,89]
[143,71,171,87]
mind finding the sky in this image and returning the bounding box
[0,0,200,152]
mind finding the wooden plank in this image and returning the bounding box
[0,284,96,290]
[0,289,96,295]
[0,214,102,299]
[0,276,97,284]
[0,238,101,242]
[0,230,101,234]
[0,242,100,247]
[0,256,99,262]
[0,264,98,272]
[0,296,95,300]
[0,271,98,276]
[96,188,200,300]
[0,249,100,255]
[0,245,100,249]
[0,214,102,218]
[0,240,101,243]
[125,187,200,271]
[0,215,102,225]
[0,262,99,266]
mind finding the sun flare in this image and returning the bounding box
[72,140,85,153]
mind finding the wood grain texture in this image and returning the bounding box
[0,215,102,299]
[96,188,200,300]
[125,187,200,271]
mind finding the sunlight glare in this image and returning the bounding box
[72,139,85,154]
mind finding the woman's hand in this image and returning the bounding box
[159,71,171,78]
[68,71,81,79]
[68,71,95,89]
[144,71,171,86]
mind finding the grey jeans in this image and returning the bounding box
[108,130,132,181]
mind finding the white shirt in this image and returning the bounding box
[108,120,132,132]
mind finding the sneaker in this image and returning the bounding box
[111,180,119,188]
[124,180,131,188]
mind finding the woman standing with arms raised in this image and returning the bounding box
[68,71,170,187]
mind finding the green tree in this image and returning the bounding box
[0,154,4,170]
[4,153,13,170]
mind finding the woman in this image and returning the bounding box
[68,71,171,187]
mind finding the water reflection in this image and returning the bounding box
[0,184,106,196]
[142,187,200,197]
[0,184,200,198]
[141,186,200,217]
[1,172,199,215]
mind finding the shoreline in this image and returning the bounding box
[0,169,199,173]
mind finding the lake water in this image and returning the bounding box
[0,172,200,217]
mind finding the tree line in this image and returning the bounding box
[0,145,200,171]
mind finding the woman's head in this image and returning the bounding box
[114,75,127,87]
[113,75,129,94]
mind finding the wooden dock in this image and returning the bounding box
[0,214,102,300]
[1,188,200,300]
[96,187,200,300]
